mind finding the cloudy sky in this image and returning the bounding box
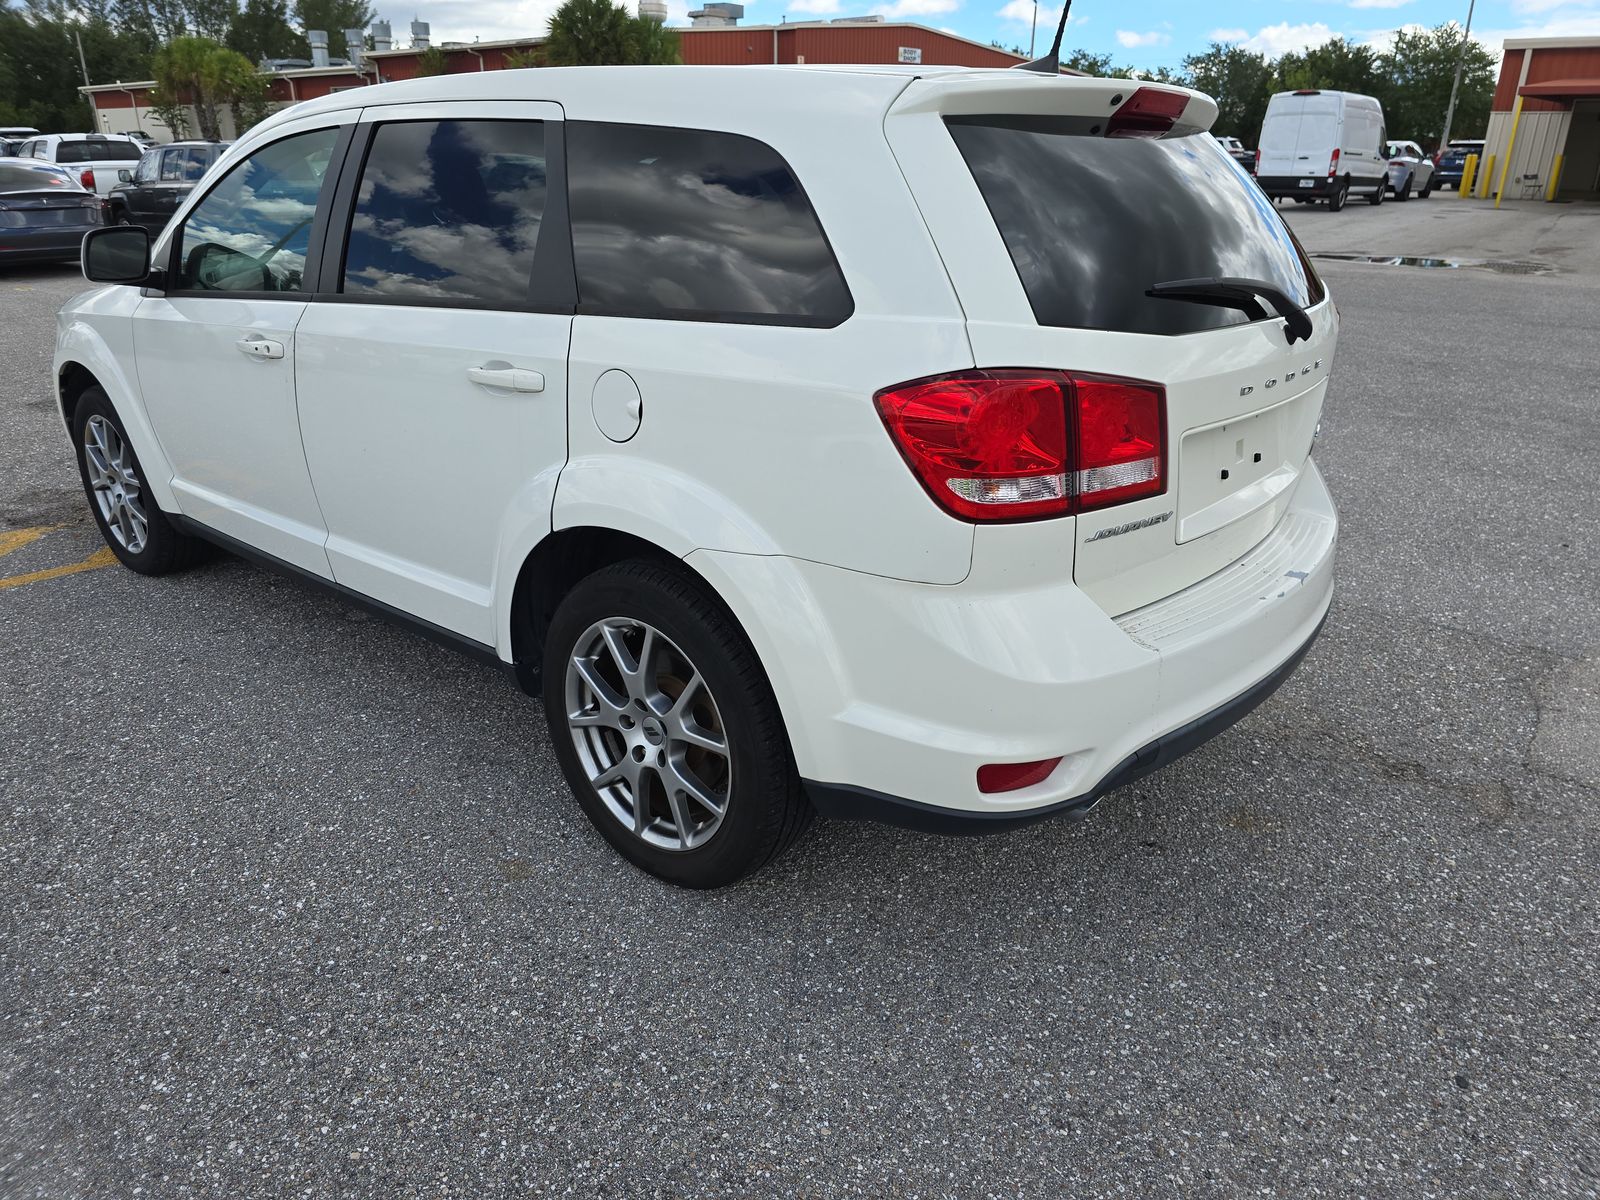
[414,0,1600,66]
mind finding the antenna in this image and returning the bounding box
[1013,0,1071,74]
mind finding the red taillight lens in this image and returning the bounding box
[79,169,95,189]
[978,757,1063,794]
[1254,148,1262,171]
[875,370,1166,522]
[1105,87,1189,139]
[1072,374,1166,512]
[874,371,1070,521]
[1327,149,1340,179]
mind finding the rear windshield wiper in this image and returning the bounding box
[1146,277,1314,345]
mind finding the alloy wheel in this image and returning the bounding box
[83,414,148,553]
[564,617,731,852]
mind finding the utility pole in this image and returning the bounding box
[1438,0,1476,152]
[1029,0,1038,58]
[75,30,96,131]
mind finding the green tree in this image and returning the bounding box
[1184,42,1274,142]
[1376,22,1496,147]
[1,7,156,131]
[228,0,301,64]
[503,46,545,68]
[544,0,636,66]
[1274,37,1380,96]
[293,0,372,41]
[630,17,681,66]
[413,45,448,76]
[1061,48,1117,77]
[152,36,259,139]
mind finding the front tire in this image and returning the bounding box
[71,386,210,575]
[543,559,812,888]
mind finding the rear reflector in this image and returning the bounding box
[978,757,1063,794]
[1106,87,1190,139]
[875,370,1166,522]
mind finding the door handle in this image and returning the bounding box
[236,337,284,360]
[466,365,544,393]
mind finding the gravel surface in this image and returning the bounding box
[3,200,1599,1198]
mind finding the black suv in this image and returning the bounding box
[107,141,231,233]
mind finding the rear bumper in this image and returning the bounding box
[1259,175,1334,198]
[807,608,1325,833]
[0,226,97,262]
[690,459,1337,826]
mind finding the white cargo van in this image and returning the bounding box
[1256,89,1389,211]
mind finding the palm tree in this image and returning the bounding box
[544,0,636,66]
[630,17,681,65]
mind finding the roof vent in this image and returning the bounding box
[687,2,742,26]
[307,28,329,68]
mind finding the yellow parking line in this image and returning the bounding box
[0,546,118,591]
[0,526,59,559]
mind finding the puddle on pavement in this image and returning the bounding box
[1313,253,1553,275]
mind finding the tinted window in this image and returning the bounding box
[181,147,213,182]
[176,127,338,293]
[948,119,1324,337]
[134,151,158,183]
[0,163,75,191]
[56,140,143,164]
[567,121,852,326]
[159,148,185,181]
[341,119,546,307]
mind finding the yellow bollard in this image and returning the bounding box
[1460,153,1478,197]
[1477,154,1495,199]
[1547,154,1564,201]
[1495,96,1525,209]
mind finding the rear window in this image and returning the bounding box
[55,140,143,164]
[948,118,1324,336]
[0,163,74,190]
[566,121,852,327]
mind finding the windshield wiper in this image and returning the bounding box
[1146,277,1314,345]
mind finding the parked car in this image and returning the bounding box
[1435,139,1485,190]
[1256,89,1390,210]
[1384,139,1435,199]
[1213,133,1255,173]
[0,159,104,265]
[59,67,1337,887]
[108,140,231,233]
[11,133,145,197]
[121,130,158,148]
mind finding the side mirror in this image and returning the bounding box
[82,225,153,285]
[117,169,133,183]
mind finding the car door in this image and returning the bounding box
[293,102,572,646]
[132,117,354,576]
[124,149,162,229]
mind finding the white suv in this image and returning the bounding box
[59,67,1338,887]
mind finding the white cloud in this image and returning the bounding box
[881,0,961,15]
[1236,21,1341,57]
[1511,0,1600,13]
[788,0,841,12]
[1208,27,1249,42]
[1349,0,1412,8]
[1471,13,1600,51]
[1116,29,1170,48]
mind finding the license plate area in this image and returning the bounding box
[1178,397,1305,543]
[1298,179,1315,188]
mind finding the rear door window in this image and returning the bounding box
[340,118,548,308]
[566,121,852,326]
[55,140,142,164]
[947,119,1324,336]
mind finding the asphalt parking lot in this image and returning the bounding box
[3,198,1599,1199]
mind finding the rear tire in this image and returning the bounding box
[1419,174,1434,198]
[1396,174,1412,201]
[542,559,812,888]
[1328,179,1349,212]
[70,386,210,576]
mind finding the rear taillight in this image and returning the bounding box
[1254,148,1262,172]
[79,169,95,189]
[1106,87,1188,140]
[874,370,1166,522]
[1327,149,1340,179]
